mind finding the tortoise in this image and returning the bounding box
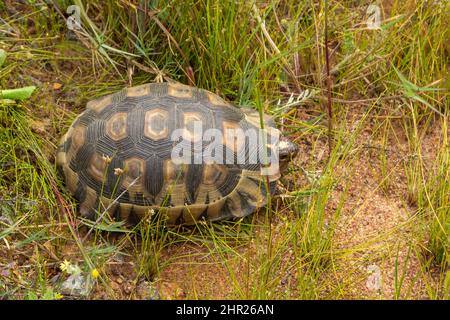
[56,82,298,225]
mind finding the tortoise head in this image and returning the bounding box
[278,138,298,172]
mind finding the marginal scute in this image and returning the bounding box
[56,150,67,167]
[226,193,245,217]
[72,126,86,148]
[64,166,79,194]
[182,205,207,224]
[126,84,152,97]
[65,126,86,163]
[206,92,227,106]
[118,203,133,221]
[161,207,183,225]
[117,203,153,224]
[168,83,193,98]
[132,205,149,218]
[79,186,98,218]
[206,197,226,221]
[87,95,113,113]
[98,196,119,218]
[241,107,276,129]
[235,176,264,208]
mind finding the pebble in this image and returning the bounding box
[60,273,94,298]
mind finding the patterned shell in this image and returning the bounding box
[57,82,280,225]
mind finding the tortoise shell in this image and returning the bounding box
[57,82,282,225]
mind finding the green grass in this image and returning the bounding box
[0,0,448,299]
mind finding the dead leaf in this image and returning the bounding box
[52,82,62,90]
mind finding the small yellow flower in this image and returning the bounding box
[102,155,112,164]
[59,259,71,272]
[114,168,124,176]
[91,268,100,279]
